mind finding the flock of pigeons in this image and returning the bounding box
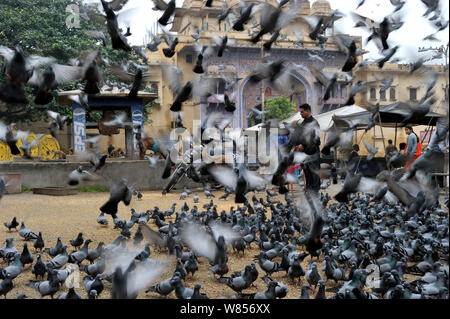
[0,0,449,300]
[0,174,448,299]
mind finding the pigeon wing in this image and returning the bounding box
[210,222,242,247]
[209,166,238,192]
[140,225,167,248]
[180,223,217,262]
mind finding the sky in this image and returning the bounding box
[97,0,449,64]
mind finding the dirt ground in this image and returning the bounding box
[0,184,429,299]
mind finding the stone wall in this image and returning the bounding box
[0,160,203,191]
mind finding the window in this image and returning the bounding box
[224,23,227,32]
[206,22,209,31]
[410,88,417,101]
[370,87,376,100]
[186,54,193,63]
[390,87,396,100]
[379,88,386,100]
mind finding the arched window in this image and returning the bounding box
[370,87,376,100]
[379,88,386,100]
[265,87,271,96]
[390,87,396,100]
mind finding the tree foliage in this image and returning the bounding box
[0,0,144,123]
[264,95,296,120]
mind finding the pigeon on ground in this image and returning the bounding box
[18,222,39,241]
[0,274,14,299]
[28,269,61,299]
[44,237,63,258]
[20,243,34,268]
[70,232,84,251]
[3,217,19,232]
[32,253,48,280]
[58,287,81,299]
[97,212,108,226]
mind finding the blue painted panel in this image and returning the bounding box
[73,103,86,152]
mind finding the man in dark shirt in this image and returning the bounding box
[290,103,321,193]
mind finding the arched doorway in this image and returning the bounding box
[239,72,311,128]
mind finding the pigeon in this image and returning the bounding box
[306,262,322,291]
[44,237,64,258]
[68,166,99,186]
[3,217,19,232]
[0,45,54,104]
[144,154,158,168]
[100,0,132,51]
[28,268,61,298]
[162,65,212,112]
[218,264,254,294]
[146,275,176,297]
[109,66,155,97]
[363,141,379,161]
[58,287,81,299]
[97,212,108,226]
[1,253,23,280]
[376,46,400,69]
[80,257,106,277]
[70,233,84,251]
[31,253,47,280]
[309,66,338,101]
[209,165,269,203]
[190,283,208,299]
[254,251,281,277]
[84,274,104,297]
[0,123,25,155]
[158,0,176,26]
[86,242,104,264]
[161,29,179,58]
[232,2,259,31]
[100,178,133,217]
[46,246,69,270]
[184,253,199,279]
[18,132,44,158]
[193,194,199,203]
[20,243,34,267]
[212,35,236,57]
[0,238,18,262]
[18,222,39,241]
[0,275,14,299]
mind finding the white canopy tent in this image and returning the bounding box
[245,105,367,132]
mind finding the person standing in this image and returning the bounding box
[385,139,397,156]
[290,104,321,194]
[404,125,422,170]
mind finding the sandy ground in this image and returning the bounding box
[0,184,434,299]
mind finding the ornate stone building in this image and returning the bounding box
[145,0,362,135]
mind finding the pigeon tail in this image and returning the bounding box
[68,180,79,186]
[334,191,349,203]
[0,81,28,105]
[170,100,182,112]
[345,96,355,106]
[162,48,175,58]
[100,200,119,216]
[193,64,204,74]
[84,81,100,95]
[34,90,54,105]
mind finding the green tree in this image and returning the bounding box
[264,95,296,120]
[0,0,146,123]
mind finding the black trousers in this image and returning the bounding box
[302,158,321,193]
